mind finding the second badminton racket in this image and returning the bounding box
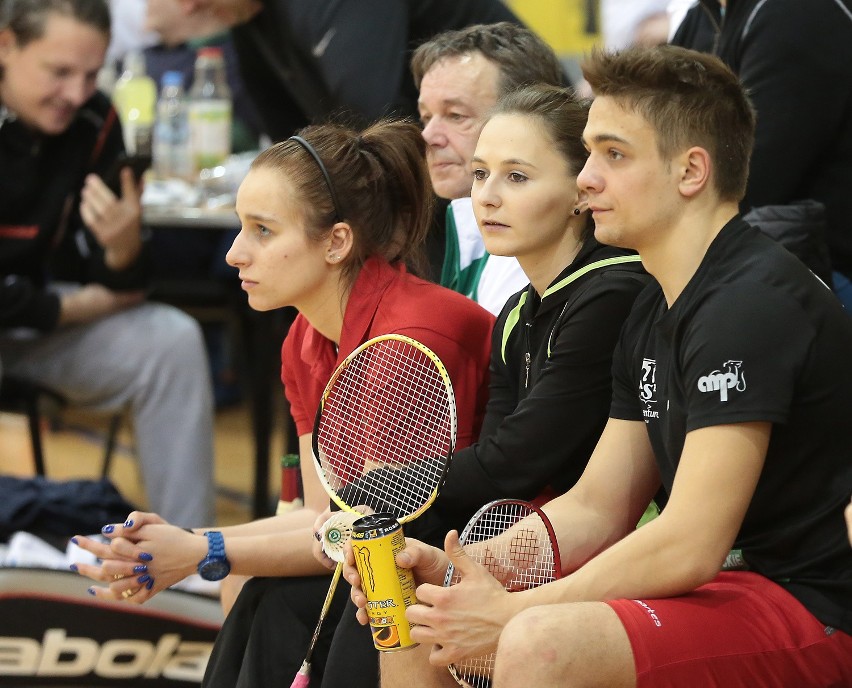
[444,499,562,687]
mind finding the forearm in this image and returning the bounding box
[56,284,144,326]
[520,512,719,610]
[175,523,328,579]
[541,489,633,575]
[214,507,329,578]
[223,526,330,578]
[86,509,329,593]
[524,423,769,608]
[540,418,660,574]
[212,507,320,539]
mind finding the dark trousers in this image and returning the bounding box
[202,574,379,687]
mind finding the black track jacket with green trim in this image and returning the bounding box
[431,239,649,529]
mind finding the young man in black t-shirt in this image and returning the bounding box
[345,45,852,688]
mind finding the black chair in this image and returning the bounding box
[0,375,121,477]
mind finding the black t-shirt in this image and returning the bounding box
[611,217,852,634]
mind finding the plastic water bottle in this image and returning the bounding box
[153,71,192,180]
[188,46,232,174]
[112,50,156,155]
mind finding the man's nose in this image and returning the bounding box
[62,76,94,108]
[421,117,447,147]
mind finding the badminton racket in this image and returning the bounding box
[444,499,562,688]
[290,334,457,687]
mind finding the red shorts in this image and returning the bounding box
[606,572,852,688]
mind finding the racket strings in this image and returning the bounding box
[448,502,559,688]
[316,339,454,519]
[450,507,556,590]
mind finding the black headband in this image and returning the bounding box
[288,135,343,223]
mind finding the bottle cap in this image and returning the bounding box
[161,71,184,88]
[196,46,224,60]
[122,50,147,76]
[281,453,300,468]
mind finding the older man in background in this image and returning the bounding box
[412,22,566,313]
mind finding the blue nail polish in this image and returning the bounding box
[124,519,134,528]
[145,578,155,590]
[138,552,153,562]
[70,537,79,545]
[101,524,115,534]
[137,574,151,584]
[87,587,96,596]
[69,564,78,572]
[133,564,148,573]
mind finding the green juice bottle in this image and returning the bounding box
[112,51,156,156]
[188,46,232,174]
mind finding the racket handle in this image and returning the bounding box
[289,661,310,688]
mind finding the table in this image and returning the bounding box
[143,203,296,519]
[142,205,239,230]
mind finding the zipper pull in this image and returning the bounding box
[524,351,531,389]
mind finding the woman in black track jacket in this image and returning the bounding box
[428,84,650,529]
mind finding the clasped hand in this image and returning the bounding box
[71,511,205,603]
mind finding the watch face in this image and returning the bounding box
[200,559,230,581]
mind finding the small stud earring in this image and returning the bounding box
[573,208,581,216]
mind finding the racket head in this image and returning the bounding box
[312,334,457,525]
[445,499,562,688]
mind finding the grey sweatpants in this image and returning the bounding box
[0,302,215,527]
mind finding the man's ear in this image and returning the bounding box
[325,221,354,264]
[678,146,711,198]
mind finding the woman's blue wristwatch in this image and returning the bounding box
[197,531,231,581]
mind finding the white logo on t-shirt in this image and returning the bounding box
[697,360,747,402]
[639,358,659,419]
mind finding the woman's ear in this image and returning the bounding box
[574,189,589,215]
[325,221,353,265]
[0,28,17,61]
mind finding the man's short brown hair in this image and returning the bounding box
[583,45,756,202]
